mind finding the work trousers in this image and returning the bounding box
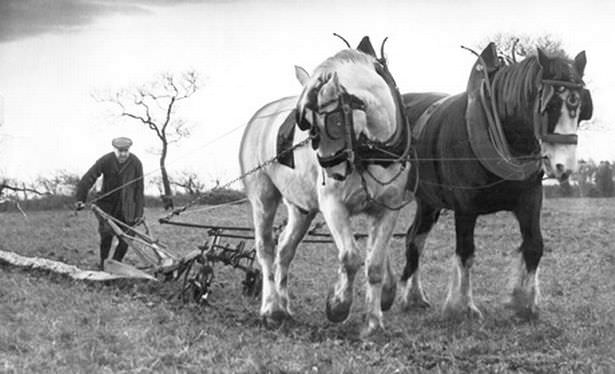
[96,213,136,267]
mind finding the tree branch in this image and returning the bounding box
[0,181,47,196]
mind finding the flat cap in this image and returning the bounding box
[111,137,133,150]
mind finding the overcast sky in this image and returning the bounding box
[1,0,614,186]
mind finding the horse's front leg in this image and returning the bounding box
[363,208,399,335]
[443,212,483,319]
[274,203,316,316]
[320,199,362,323]
[508,189,543,318]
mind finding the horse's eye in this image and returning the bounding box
[556,85,566,93]
[567,93,579,106]
[325,112,345,139]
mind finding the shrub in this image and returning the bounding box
[0,188,246,212]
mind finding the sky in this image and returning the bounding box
[1,0,614,189]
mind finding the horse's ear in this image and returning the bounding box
[539,85,554,113]
[295,65,310,86]
[537,48,554,112]
[356,36,377,57]
[537,48,550,70]
[331,72,340,89]
[318,72,341,101]
[574,51,587,77]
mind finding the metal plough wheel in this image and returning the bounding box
[179,260,214,304]
[242,268,262,298]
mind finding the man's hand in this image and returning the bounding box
[75,201,86,211]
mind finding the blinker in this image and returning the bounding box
[536,77,588,146]
[325,111,345,139]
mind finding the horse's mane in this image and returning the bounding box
[491,56,542,122]
[313,49,376,75]
[298,49,379,111]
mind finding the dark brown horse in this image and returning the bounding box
[399,43,592,318]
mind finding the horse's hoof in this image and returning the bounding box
[326,289,352,323]
[380,281,397,312]
[262,309,290,329]
[504,299,539,320]
[505,291,539,320]
[360,323,386,342]
[401,294,431,311]
[467,304,483,320]
[442,302,483,320]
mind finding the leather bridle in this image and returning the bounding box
[536,79,585,145]
[296,62,412,180]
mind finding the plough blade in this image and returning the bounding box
[103,259,157,281]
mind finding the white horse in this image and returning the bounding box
[239,39,413,335]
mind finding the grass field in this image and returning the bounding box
[1,199,614,373]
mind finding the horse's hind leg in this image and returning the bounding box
[400,200,439,310]
[246,176,284,325]
[508,190,543,318]
[443,212,483,319]
[274,202,316,315]
[380,254,396,312]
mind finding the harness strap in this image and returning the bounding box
[356,62,412,164]
[472,79,543,180]
[542,79,584,89]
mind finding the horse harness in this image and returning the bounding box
[535,79,585,145]
[410,53,588,182]
[297,60,413,179]
[473,69,587,180]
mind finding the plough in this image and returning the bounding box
[91,205,263,304]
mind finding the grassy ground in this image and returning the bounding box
[1,199,614,373]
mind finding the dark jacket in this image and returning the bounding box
[76,152,144,223]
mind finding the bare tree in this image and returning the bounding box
[171,170,205,196]
[477,32,568,63]
[35,170,80,195]
[94,70,201,210]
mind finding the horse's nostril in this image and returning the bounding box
[555,164,565,173]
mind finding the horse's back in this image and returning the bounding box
[402,92,448,127]
[239,96,297,172]
[239,96,319,211]
[404,92,480,209]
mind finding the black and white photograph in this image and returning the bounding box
[1,0,613,372]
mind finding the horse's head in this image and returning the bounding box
[536,48,592,181]
[295,40,400,181]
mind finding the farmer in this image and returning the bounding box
[75,137,144,270]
